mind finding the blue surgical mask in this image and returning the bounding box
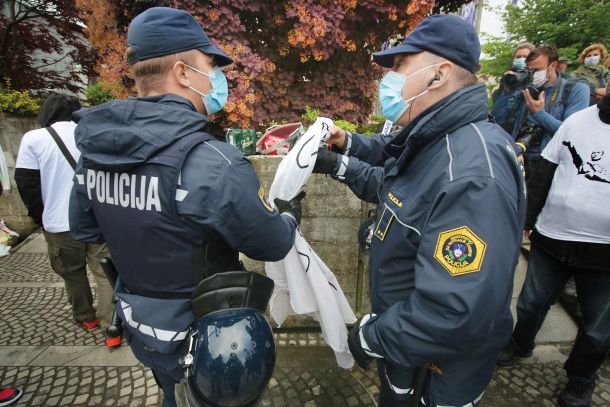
[379,64,439,123]
[513,57,526,70]
[186,65,228,115]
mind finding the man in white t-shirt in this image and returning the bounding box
[498,82,610,407]
[14,93,114,333]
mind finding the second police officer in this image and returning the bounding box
[69,7,303,407]
[314,15,526,407]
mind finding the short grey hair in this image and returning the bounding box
[513,43,535,57]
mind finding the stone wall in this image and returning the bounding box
[242,156,373,327]
[0,113,40,237]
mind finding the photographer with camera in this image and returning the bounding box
[491,43,534,119]
[492,45,589,176]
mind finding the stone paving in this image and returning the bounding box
[1,249,610,406]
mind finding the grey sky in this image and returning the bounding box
[479,0,508,42]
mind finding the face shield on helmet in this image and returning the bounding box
[176,271,276,407]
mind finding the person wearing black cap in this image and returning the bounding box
[68,7,303,407]
[313,14,525,406]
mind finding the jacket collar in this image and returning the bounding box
[384,83,490,175]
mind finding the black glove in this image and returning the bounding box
[274,191,306,224]
[313,147,340,174]
[348,317,375,370]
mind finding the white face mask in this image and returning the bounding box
[532,66,551,88]
[584,55,600,66]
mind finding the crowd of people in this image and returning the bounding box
[2,6,609,407]
[489,42,610,407]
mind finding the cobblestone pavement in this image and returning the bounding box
[1,253,610,406]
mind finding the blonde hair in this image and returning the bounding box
[578,43,608,64]
[125,48,200,95]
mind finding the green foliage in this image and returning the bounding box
[481,0,609,80]
[480,36,517,79]
[85,82,117,106]
[0,83,41,115]
[334,119,358,133]
[358,114,386,135]
[504,0,610,58]
[301,105,321,126]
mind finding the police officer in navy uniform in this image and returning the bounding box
[313,15,526,406]
[69,8,302,407]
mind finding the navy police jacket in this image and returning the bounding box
[337,84,526,402]
[69,94,297,350]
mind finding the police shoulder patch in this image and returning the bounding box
[258,186,274,212]
[434,226,487,277]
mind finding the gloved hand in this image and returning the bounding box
[313,147,340,174]
[274,191,306,224]
[348,316,376,370]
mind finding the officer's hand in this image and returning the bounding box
[274,191,306,224]
[524,89,545,113]
[348,317,374,371]
[313,148,340,174]
[524,230,531,240]
[326,125,347,150]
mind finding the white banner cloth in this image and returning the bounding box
[265,117,357,368]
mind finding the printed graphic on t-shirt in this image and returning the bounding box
[563,141,610,184]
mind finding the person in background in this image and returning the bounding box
[0,161,24,406]
[492,45,589,175]
[498,81,610,407]
[14,93,114,333]
[572,44,608,105]
[491,42,535,105]
[0,387,22,406]
[557,57,570,77]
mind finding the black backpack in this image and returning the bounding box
[560,76,598,107]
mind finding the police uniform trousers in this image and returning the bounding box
[125,329,188,407]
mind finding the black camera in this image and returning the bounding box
[501,69,541,100]
[515,124,544,154]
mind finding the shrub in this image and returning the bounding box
[0,83,41,115]
[334,119,358,133]
[85,82,117,105]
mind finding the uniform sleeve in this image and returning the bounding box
[179,148,298,262]
[69,163,105,243]
[213,157,297,261]
[361,177,521,367]
[530,83,589,135]
[338,155,384,204]
[333,131,393,166]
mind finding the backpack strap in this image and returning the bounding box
[46,126,77,170]
[560,80,576,107]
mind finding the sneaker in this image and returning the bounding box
[496,341,532,367]
[0,387,23,406]
[558,380,595,407]
[76,319,99,330]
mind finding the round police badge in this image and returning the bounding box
[434,226,487,276]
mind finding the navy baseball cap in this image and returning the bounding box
[373,14,480,73]
[127,7,233,66]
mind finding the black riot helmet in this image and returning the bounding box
[176,271,276,407]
